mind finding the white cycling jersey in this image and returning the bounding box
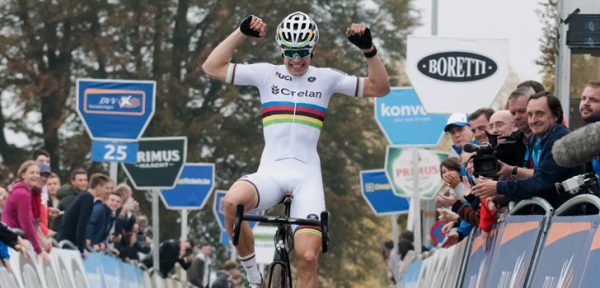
[226,62,364,231]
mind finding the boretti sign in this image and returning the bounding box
[406,36,508,114]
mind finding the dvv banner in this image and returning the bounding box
[406,36,508,114]
[384,147,447,199]
[122,137,187,190]
[374,87,448,146]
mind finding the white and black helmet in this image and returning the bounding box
[275,12,319,49]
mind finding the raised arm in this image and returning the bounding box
[346,24,391,97]
[201,16,266,82]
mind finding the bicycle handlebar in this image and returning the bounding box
[242,214,321,227]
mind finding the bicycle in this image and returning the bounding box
[232,194,329,288]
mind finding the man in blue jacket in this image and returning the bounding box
[85,191,121,251]
[471,92,584,208]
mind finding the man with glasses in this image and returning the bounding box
[202,11,390,287]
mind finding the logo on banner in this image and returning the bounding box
[84,89,145,115]
[136,149,181,168]
[417,52,497,82]
[406,36,508,114]
[384,147,447,199]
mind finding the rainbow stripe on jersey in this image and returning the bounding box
[262,101,327,129]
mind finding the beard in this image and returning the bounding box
[584,111,600,124]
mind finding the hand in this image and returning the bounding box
[486,198,498,212]
[441,231,460,248]
[14,237,27,256]
[496,161,512,180]
[346,24,373,50]
[443,172,461,189]
[48,207,61,218]
[40,250,51,262]
[472,177,498,198]
[442,222,455,234]
[437,208,459,224]
[435,192,458,208]
[239,15,267,38]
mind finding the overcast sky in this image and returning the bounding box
[411,0,546,82]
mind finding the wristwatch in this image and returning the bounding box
[511,166,518,179]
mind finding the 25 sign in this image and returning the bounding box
[91,140,138,164]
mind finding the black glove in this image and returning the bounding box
[347,28,373,49]
[240,16,261,38]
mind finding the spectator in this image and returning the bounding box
[517,80,545,93]
[56,173,111,254]
[579,81,600,180]
[2,160,49,261]
[115,183,138,233]
[46,173,61,234]
[472,92,585,209]
[57,168,88,211]
[85,190,121,251]
[32,148,51,166]
[469,108,495,145]
[444,113,474,156]
[189,242,214,288]
[211,260,241,288]
[488,110,516,143]
[53,168,88,232]
[487,110,525,177]
[507,87,538,171]
[142,239,194,277]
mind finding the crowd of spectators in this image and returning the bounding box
[385,80,600,284]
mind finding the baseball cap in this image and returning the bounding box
[38,163,51,176]
[444,113,469,132]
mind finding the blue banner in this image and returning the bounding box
[581,220,600,287]
[462,227,499,288]
[374,88,449,146]
[359,169,409,215]
[77,79,155,141]
[530,216,597,288]
[160,163,215,209]
[91,140,138,163]
[484,215,543,288]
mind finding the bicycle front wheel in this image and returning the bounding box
[268,262,290,288]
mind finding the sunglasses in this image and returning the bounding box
[282,49,311,59]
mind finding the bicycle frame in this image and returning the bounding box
[232,195,329,288]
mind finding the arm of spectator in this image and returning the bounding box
[451,201,480,226]
[85,204,103,246]
[76,197,94,252]
[16,192,42,254]
[496,149,580,201]
[0,222,19,249]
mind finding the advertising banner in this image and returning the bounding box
[484,216,544,288]
[160,163,215,209]
[384,147,447,199]
[374,88,448,146]
[359,169,409,215]
[462,228,499,288]
[530,216,597,288]
[406,37,508,114]
[122,137,187,190]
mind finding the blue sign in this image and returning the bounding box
[91,140,138,164]
[77,79,156,141]
[374,87,449,146]
[360,169,409,216]
[214,190,260,245]
[160,163,215,209]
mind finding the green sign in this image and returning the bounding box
[122,137,187,190]
[384,147,448,200]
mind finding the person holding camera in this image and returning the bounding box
[142,238,194,277]
[471,92,584,209]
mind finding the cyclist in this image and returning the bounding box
[202,12,390,287]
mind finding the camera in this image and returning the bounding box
[555,173,600,196]
[463,136,518,178]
